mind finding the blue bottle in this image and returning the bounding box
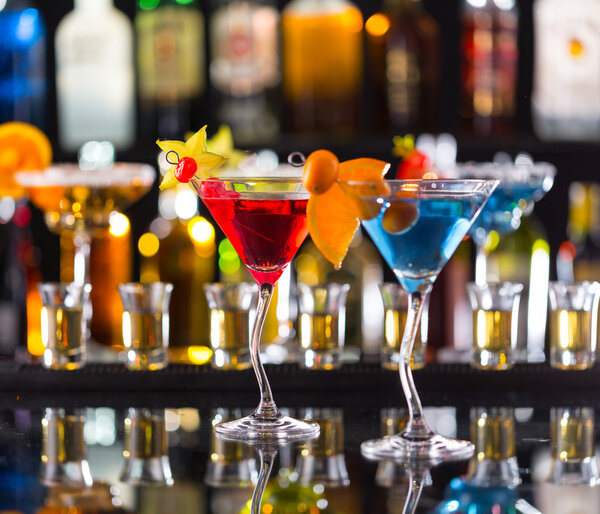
[0,0,47,128]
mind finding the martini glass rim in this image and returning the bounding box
[441,161,557,183]
[14,162,156,188]
[191,176,306,185]
[190,176,309,199]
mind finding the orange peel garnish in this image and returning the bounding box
[307,155,390,267]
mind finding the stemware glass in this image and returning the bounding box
[15,163,155,286]
[191,177,319,443]
[341,179,498,462]
[443,162,555,285]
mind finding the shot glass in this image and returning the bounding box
[204,282,258,370]
[468,282,523,370]
[297,283,350,370]
[379,283,428,370]
[39,282,91,370]
[118,282,173,370]
[548,281,600,370]
[120,408,173,486]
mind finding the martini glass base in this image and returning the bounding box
[361,433,474,464]
[215,414,320,443]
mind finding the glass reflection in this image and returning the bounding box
[205,408,257,488]
[296,408,349,487]
[40,407,93,488]
[435,407,520,513]
[535,407,600,513]
[120,408,173,486]
[375,408,432,514]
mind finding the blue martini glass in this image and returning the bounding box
[444,162,556,285]
[341,179,498,462]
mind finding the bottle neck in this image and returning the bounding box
[74,0,113,12]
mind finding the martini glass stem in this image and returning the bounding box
[252,283,280,420]
[399,288,434,441]
[402,468,428,514]
[475,242,487,286]
[252,448,276,514]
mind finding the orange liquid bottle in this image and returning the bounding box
[282,0,363,136]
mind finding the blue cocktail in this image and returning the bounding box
[444,162,556,284]
[343,179,498,463]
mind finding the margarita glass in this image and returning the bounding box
[443,162,555,285]
[15,163,155,285]
[343,179,498,462]
[191,177,319,443]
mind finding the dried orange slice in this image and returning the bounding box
[307,157,390,267]
[0,122,52,198]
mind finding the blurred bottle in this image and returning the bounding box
[139,170,216,360]
[210,0,280,145]
[136,0,206,140]
[0,0,47,128]
[295,230,384,358]
[55,0,135,151]
[0,201,28,357]
[60,215,132,348]
[533,0,600,141]
[486,215,550,363]
[459,0,518,136]
[365,0,440,132]
[282,0,363,136]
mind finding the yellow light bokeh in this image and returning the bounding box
[138,232,160,257]
[109,212,130,237]
[188,216,215,245]
[365,13,389,37]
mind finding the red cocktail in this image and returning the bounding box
[191,177,319,443]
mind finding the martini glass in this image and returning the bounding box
[343,179,498,462]
[444,162,556,285]
[15,163,155,286]
[191,177,320,443]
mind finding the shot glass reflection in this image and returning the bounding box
[296,408,349,487]
[120,408,173,486]
[40,407,93,487]
[205,408,257,488]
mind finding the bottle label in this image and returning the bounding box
[533,0,600,118]
[137,6,205,100]
[210,3,279,96]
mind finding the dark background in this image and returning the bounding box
[27,0,595,281]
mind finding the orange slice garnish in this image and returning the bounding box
[307,156,390,268]
[0,122,52,198]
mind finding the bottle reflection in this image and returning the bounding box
[204,408,257,488]
[120,408,173,486]
[40,408,93,488]
[435,407,520,513]
[536,407,600,513]
[295,408,349,487]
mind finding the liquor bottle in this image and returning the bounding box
[487,215,550,363]
[60,215,132,348]
[0,0,47,128]
[532,0,600,141]
[136,0,206,140]
[210,0,280,145]
[55,0,135,151]
[295,230,384,357]
[139,182,217,357]
[459,0,518,136]
[568,182,600,282]
[282,0,363,136]
[365,0,440,131]
[0,202,27,358]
